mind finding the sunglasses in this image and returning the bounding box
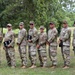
[63,23,67,24]
[20,24,23,26]
[40,28,44,30]
[50,24,54,25]
[30,24,34,25]
[7,26,11,27]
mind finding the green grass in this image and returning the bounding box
[0,27,75,75]
[0,45,75,75]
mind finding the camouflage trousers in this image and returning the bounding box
[62,46,70,66]
[49,46,57,66]
[38,48,47,67]
[0,44,2,65]
[5,47,16,67]
[19,45,27,66]
[28,45,37,65]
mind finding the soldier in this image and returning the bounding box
[0,30,3,43]
[3,24,16,68]
[36,26,47,67]
[72,23,75,55]
[28,21,38,68]
[0,30,3,64]
[17,22,27,69]
[59,21,71,69]
[47,22,58,68]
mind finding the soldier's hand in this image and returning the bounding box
[36,44,40,49]
[28,40,32,43]
[58,40,60,44]
[7,45,11,48]
[46,41,50,45]
[17,43,20,45]
[58,39,62,44]
[0,37,2,39]
[3,46,6,50]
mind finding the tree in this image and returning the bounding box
[0,0,74,32]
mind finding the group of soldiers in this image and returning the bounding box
[0,20,74,69]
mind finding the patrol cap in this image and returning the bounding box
[19,22,24,26]
[7,23,12,27]
[49,22,55,25]
[29,21,34,25]
[62,20,68,24]
[40,26,44,29]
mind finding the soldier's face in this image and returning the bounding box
[50,24,54,29]
[30,24,34,29]
[40,29,44,33]
[63,24,67,28]
[7,26,12,31]
[19,25,24,29]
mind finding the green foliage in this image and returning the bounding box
[0,0,75,32]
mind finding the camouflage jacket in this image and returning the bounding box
[0,31,3,43]
[28,27,38,46]
[38,32,47,50]
[72,29,75,47]
[17,28,27,46]
[48,28,58,46]
[59,27,71,46]
[4,30,15,47]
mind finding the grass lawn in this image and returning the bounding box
[0,44,75,75]
[0,27,75,75]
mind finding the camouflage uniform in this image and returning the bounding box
[37,26,47,67]
[28,27,38,66]
[72,29,75,48]
[0,31,3,64]
[4,25,16,67]
[0,31,3,43]
[17,27,27,66]
[48,27,58,66]
[59,27,71,66]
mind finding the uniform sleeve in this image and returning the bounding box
[31,30,38,43]
[48,30,58,43]
[72,30,75,46]
[39,33,47,46]
[0,31,3,42]
[17,30,26,44]
[37,33,39,44]
[59,29,62,40]
[9,32,15,46]
[62,29,71,41]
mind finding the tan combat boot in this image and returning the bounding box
[11,66,15,69]
[63,66,69,69]
[50,65,56,69]
[21,65,26,69]
[30,65,36,69]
